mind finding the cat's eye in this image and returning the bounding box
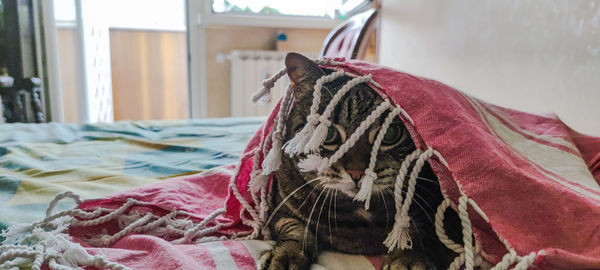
[322,125,345,151]
[382,124,401,145]
[380,123,407,149]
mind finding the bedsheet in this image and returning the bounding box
[0,117,264,232]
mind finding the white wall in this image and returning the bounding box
[379,0,600,136]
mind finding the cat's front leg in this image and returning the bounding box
[382,248,436,270]
[259,217,317,270]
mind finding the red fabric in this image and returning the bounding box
[70,59,600,269]
[568,128,600,184]
[326,59,600,269]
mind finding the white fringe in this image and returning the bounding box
[353,169,377,210]
[303,74,373,154]
[386,149,436,251]
[298,155,329,173]
[262,146,282,175]
[261,85,294,175]
[249,170,269,195]
[284,114,318,156]
[251,67,287,104]
[1,210,132,270]
[285,70,346,156]
[303,120,329,153]
[252,87,272,104]
[355,107,401,209]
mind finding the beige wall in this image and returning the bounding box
[379,0,600,135]
[205,26,330,117]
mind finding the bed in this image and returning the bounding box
[0,117,385,269]
[0,118,264,231]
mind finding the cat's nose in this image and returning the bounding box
[347,169,364,182]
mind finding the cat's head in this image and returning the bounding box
[280,53,416,198]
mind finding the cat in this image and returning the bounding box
[260,53,461,270]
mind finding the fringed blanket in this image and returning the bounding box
[1,58,600,270]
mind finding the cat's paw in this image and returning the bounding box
[258,240,312,270]
[381,261,425,270]
[382,252,431,270]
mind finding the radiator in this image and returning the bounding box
[223,50,317,117]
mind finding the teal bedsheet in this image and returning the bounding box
[0,117,263,233]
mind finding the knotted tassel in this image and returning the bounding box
[252,87,272,104]
[298,155,330,173]
[303,74,374,154]
[354,169,377,210]
[354,107,400,210]
[262,134,283,175]
[384,149,435,251]
[303,115,331,153]
[249,170,269,195]
[383,215,412,251]
[284,114,319,156]
[285,70,346,156]
[252,67,287,104]
[261,85,294,175]
[262,147,281,175]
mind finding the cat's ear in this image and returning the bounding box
[285,53,324,97]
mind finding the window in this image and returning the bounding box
[211,0,371,19]
[54,0,185,31]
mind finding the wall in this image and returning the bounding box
[379,0,600,135]
[204,26,330,117]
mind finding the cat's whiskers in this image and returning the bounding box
[327,188,334,245]
[265,177,322,228]
[369,176,396,193]
[385,185,436,214]
[333,190,338,230]
[384,187,435,226]
[378,190,390,227]
[297,182,324,212]
[315,188,331,254]
[303,187,328,251]
[410,214,425,249]
[321,173,357,197]
[417,176,440,185]
[414,183,442,200]
[375,173,439,185]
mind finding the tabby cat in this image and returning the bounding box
[260,53,461,270]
